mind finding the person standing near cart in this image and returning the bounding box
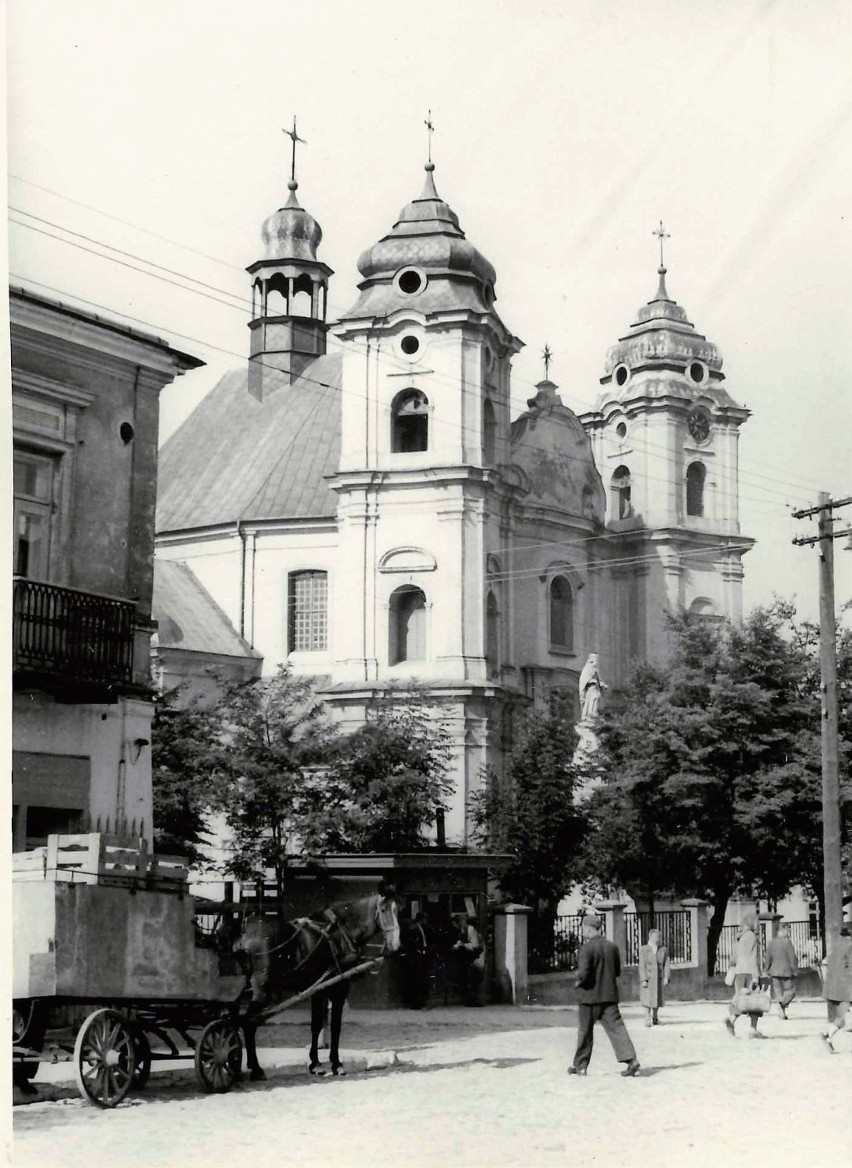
[568,915,640,1077]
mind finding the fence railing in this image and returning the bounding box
[13,576,136,687]
[529,914,590,974]
[713,919,822,975]
[624,910,692,965]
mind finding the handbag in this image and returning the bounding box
[724,966,737,987]
[732,981,771,1015]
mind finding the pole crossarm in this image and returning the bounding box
[792,495,852,520]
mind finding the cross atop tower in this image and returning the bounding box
[424,109,435,164]
[653,220,670,270]
[542,344,553,380]
[283,116,306,184]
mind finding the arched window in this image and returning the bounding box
[291,272,313,318]
[389,586,427,664]
[288,570,328,652]
[391,389,429,453]
[486,590,500,677]
[252,279,263,317]
[266,274,288,317]
[549,575,574,652]
[483,399,497,466]
[610,465,632,520]
[689,597,715,617]
[686,461,706,517]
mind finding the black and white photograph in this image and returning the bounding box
[6,1,852,1165]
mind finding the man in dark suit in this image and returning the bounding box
[569,915,640,1077]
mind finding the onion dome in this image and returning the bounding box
[342,164,498,319]
[599,266,737,407]
[259,180,323,263]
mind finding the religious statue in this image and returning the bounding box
[578,653,607,722]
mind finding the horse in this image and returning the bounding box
[236,891,400,1078]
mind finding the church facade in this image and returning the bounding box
[155,159,753,843]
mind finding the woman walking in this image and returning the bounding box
[639,928,671,1026]
[725,912,763,1038]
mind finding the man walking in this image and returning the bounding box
[764,922,798,1019]
[568,914,640,1077]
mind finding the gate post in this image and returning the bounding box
[595,901,627,963]
[680,898,709,970]
[492,904,532,1004]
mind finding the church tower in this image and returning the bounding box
[580,235,753,676]
[328,155,522,840]
[246,126,333,398]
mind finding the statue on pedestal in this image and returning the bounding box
[573,653,608,770]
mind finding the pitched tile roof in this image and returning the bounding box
[156,354,341,532]
[152,560,261,659]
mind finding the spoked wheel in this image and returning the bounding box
[194,1018,242,1094]
[131,1029,152,1090]
[73,1009,137,1108]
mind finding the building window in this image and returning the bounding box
[291,272,313,317]
[483,399,497,466]
[389,585,427,664]
[686,461,706,517]
[549,575,573,652]
[288,570,328,652]
[391,389,429,453]
[14,451,54,579]
[610,465,632,520]
[486,590,500,677]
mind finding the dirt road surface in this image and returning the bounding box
[10,1001,850,1168]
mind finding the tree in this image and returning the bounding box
[306,699,454,853]
[579,603,851,972]
[151,688,218,865]
[205,667,337,905]
[472,698,586,934]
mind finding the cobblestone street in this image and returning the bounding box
[11,1001,850,1167]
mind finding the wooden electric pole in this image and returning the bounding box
[793,492,852,955]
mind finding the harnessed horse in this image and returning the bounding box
[237,892,400,1078]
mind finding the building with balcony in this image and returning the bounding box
[11,286,203,851]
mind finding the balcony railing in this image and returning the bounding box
[13,577,135,689]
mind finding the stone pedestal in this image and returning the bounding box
[680,898,710,972]
[594,901,627,962]
[492,904,532,1004]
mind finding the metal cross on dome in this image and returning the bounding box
[425,110,435,164]
[542,344,553,380]
[283,117,306,183]
[653,220,670,268]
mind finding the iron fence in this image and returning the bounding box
[13,577,135,686]
[713,918,822,975]
[529,914,589,974]
[624,911,692,965]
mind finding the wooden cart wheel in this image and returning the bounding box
[194,1018,242,1094]
[131,1029,152,1090]
[13,1000,45,1083]
[73,1009,137,1108]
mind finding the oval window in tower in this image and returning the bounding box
[395,267,427,297]
[614,363,630,387]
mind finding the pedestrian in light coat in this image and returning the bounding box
[639,928,671,1027]
[725,912,763,1038]
[568,915,640,1077]
[763,923,798,1019]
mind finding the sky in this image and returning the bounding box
[6,0,852,621]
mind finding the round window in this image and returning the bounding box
[481,283,495,308]
[396,268,425,296]
[616,421,627,440]
[400,335,420,356]
[614,364,629,387]
[689,361,706,383]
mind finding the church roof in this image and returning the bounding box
[156,353,341,532]
[152,560,261,659]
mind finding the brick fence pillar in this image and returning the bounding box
[595,901,627,963]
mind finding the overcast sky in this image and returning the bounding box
[7,0,851,621]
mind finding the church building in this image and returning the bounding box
[154,151,753,843]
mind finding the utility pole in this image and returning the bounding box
[793,492,852,955]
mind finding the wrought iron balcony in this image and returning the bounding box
[13,577,136,692]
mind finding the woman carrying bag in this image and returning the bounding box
[724,913,769,1038]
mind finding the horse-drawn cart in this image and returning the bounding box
[13,833,393,1107]
[12,833,252,1107]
